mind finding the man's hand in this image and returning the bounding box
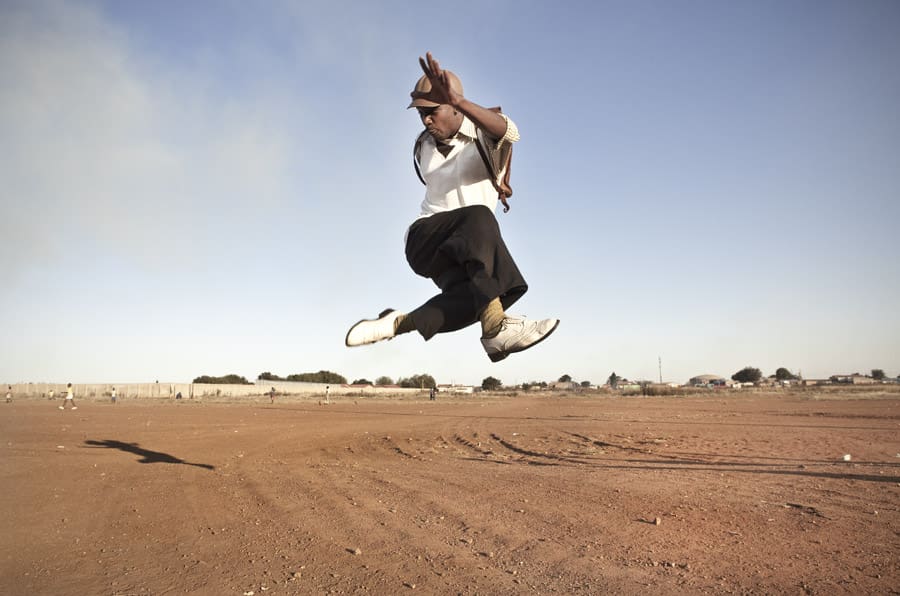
[410,51,511,141]
[410,52,464,107]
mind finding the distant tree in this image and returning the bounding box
[286,370,347,384]
[774,367,798,382]
[193,374,253,385]
[352,379,373,386]
[257,372,284,381]
[607,372,620,389]
[375,376,394,386]
[580,381,591,388]
[521,382,532,390]
[558,374,572,383]
[732,367,762,384]
[871,369,885,381]
[398,374,436,389]
[482,376,502,391]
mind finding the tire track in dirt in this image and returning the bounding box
[265,433,527,593]
[372,415,653,593]
[303,421,622,594]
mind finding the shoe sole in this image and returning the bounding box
[487,319,560,363]
[345,309,396,347]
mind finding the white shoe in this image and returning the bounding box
[481,315,559,362]
[58,406,64,410]
[345,309,404,347]
[71,406,77,410]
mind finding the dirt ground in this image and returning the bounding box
[1,390,898,595]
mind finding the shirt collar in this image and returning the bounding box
[428,116,477,147]
[456,116,477,140]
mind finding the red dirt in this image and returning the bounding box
[2,392,898,595]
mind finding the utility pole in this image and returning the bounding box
[658,356,662,383]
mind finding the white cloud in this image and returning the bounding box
[0,1,304,278]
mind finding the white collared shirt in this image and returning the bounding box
[415,115,519,219]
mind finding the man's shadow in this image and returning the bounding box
[85,439,215,470]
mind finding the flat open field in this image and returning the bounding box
[2,391,898,595]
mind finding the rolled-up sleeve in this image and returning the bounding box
[500,113,520,144]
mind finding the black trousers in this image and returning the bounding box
[404,205,528,340]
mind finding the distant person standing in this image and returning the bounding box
[5,386,11,403]
[270,387,276,404]
[111,387,117,404]
[48,388,55,400]
[59,383,77,410]
[429,386,436,401]
[325,385,330,404]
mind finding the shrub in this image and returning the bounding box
[193,374,253,385]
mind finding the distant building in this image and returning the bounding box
[550,381,578,391]
[438,384,475,394]
[830,374,876,385]
[689,374,726,387]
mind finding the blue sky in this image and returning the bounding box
[2,0,898,386]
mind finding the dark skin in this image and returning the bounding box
[416,104,462,145]
[411,52,509,142]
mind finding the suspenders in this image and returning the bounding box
[413,116,514,213]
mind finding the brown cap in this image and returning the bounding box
[407,71,463,109]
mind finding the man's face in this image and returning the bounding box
[417,105,461,142]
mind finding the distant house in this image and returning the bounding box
[550,381,578,391]
[830,374,876,385]
[438,384,475,394]
[689,374,726,387]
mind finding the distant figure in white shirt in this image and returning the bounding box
[345,52,558,362]
[59,382,77,411]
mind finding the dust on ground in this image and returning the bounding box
[2,390,898,595]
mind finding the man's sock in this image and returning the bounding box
[394,312,417,335]
[480,298,506,338]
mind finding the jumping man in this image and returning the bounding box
[345,53,558,362]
